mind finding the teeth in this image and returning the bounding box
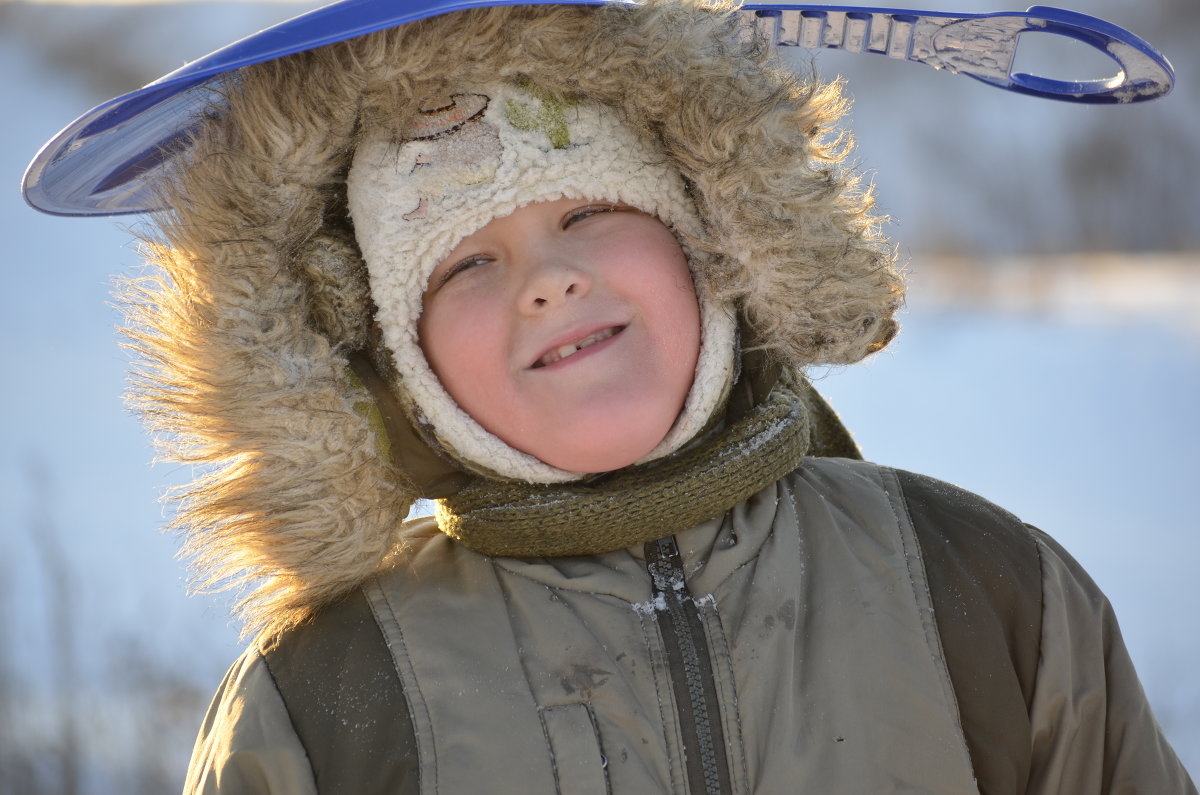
[536,327,620,367]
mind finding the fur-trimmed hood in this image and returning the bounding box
[125,0,902,638]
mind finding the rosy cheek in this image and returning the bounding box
[418,306,455,380]
[422,301,500,409]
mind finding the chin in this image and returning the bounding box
[530,429,668,475]
[546,456,642,475]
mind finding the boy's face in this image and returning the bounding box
[419,197,701,473]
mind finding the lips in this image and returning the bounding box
[532,325,625,368]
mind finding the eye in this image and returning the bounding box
[433,254,491,289]
[562,203,628,229]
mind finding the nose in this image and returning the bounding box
[517,256,592,313]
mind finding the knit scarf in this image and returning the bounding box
[435,380,812,558]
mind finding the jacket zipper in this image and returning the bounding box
[645,536,733,795]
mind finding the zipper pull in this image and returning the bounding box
[646,536,687,596]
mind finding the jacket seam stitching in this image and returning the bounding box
[638,609,686,795]
[883,465,978,784]
[494,570,567,790]
[365,578,434,795]
[1030,527,1049,707]
[535,705,563,795]
[581,702,614,795]
[699,608,750,794]
[537,703,613,795]
[256,650,319,785]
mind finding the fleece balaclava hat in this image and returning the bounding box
[347,81,737,483]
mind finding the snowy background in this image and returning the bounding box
[1,0,1196,791]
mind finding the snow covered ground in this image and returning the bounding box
[2,1,1196,790]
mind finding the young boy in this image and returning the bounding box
[28,0,1197,792]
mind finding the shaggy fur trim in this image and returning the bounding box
[124,0,902,639]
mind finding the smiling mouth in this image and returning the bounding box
[532,326,625,368]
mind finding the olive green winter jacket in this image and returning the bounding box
[184,458,1195,794]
